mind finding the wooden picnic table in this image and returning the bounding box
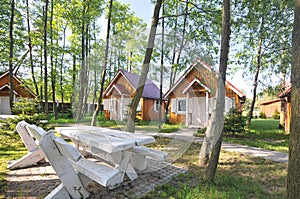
[55,126,159,180]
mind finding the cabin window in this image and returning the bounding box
[177,99,186,113]
[154,100,159,112]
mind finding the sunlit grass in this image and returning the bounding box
[0,130,27,198]
[144,137,286,199]
[223,119,289,153]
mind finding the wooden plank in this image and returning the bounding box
[40,131,90,198]
[56,126,155,153]
[70,158,122,189]
[53,138,82,161]
[26,125,47,141]
[7,148,45,169]
[132,146,168,161]
[45,184,71,199]
[16,121,38,152]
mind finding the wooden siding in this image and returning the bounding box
[260,100,281,118]
[0,73,36,98]
[142,98,165,121]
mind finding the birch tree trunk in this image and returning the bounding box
[44,0,49,117]
[127,0,162,133]
[91,0,113,126]
[247,16,264,127]
[204,0,230,183]
[286,1,300,197]
[9,0,15,112]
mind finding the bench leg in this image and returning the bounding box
[130,153,147,172]
[7,148,45,170]
[45,183,71,199]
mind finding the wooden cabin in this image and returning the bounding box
[103,70,165,121]
[164,60,246,128]
[0,71,36,114]
[279,83,291,132]
[260,99,281,118]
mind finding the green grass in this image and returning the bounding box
[0,130,27,198]
[223,119,289,153]
[48,113,182,133]
[144,137,286,199]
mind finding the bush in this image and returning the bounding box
[224,109,247,136]
[259,112,267,119]
[272,110,280,120]
[3,98,49,131]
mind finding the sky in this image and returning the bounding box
[118,0,253,97]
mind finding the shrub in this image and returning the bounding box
[272,110,280,120]
[259,112,267,119]
[3,98,49,131]
[224,108,247,136]
[194,127,207,137]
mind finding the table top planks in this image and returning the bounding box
[55,126,156,153]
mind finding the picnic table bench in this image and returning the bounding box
[8,121,168,198]
[55,126,168,179]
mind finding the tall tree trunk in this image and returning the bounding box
[126,0,162,133]
[9,0,15,112]
[247,16,264,127]
[26,0,39,98]
[286,1,300,197]
[91,0,113,126]
[203,0,230,183]
[60,26,67,117]
[40,44,43,100]
[50,0,58,120]
[159,3,165,130]
[44,0,49,117]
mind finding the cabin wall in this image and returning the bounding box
[260,101,281,118]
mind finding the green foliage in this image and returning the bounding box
[272,110,280,120]
[3,98,48,131]
[224,109,247,136]
[259,112,267,119]
[194,127,207,137]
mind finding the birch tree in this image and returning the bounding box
[126,0,162,133]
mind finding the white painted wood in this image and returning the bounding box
[132,146,168,161]
[171,98,177,113]
[130,153,147,172]
[26,124,47,141]
[45,184,71,199]
[53,138,82,161]
[206,92,209,126]
[39,131,90,198]
[70,158,122,189]
[16,121,38,152]
[7,148,45,169]
[7,121,46,170]
[56,126,155,153]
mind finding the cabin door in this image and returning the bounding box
[191,97,206,127]
[0,97,11,114]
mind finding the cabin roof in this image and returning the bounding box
[164,59,246,98]
[105,69,164,100]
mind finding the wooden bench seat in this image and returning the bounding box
[132,146,168,161]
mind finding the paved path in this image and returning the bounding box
[136,128,289,164]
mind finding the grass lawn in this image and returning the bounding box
[0,130,27,198]
[222,119,289,153]
[144,136,287,198]
[48,114,182,133]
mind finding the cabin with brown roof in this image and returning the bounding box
[164,60,246,128]
[0,71,36,114]
[103,70,165,121]
[260,99,281,118]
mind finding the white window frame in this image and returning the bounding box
[177,98,187,114]
[154,100,160,112]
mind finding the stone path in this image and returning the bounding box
[136,128,289,163]
[6,159,186,198]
